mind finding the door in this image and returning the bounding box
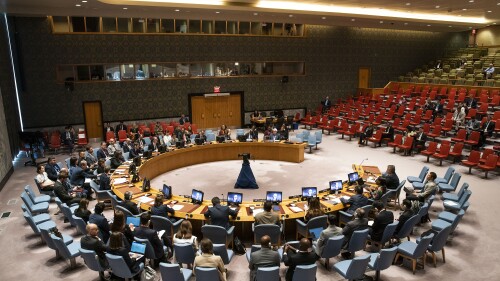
[190,93,242,129]
[358,67,371,89]
[83,101,103,140]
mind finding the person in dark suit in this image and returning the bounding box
[122,138,133,154]
[394,199,414,237]
[110,151,124,169]
[89,202,110,243]
[413,127,427,152]
[358,123,374,146]
[283,238,320,281]
[151,195,175,221]
[74,198,91,223]
[341,208,369,257]
[249,235,280,281]
[246,125,259,141]
[322,96,331,113]
[148,137,160,151]
[70,160,96,196]
[53,173,81,206]
[122,191,139,215]
[131,213,166,263]
[62,126,75,154]
[380,123,394,144]
[369,201,394,243]
[81,223,109,277]
[115,121,127,134]
[99,166,111,190]
[479,115,495,147]
[96,141,110,160]
[204,197,238,230]
[45,157,61,181]
[131,142,143,158]
[104,122,114,134]
[179,114,189,125]
[341,185,369,214]
[107,232,142,276]
[381,165,400,190]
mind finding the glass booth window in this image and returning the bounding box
[135,64,148,79]
[105,65,120,80]
[162,64,177,77]
[102,18,117,32]
[121,64,135,79]
[52,16,70,33]
[176,63,190,77]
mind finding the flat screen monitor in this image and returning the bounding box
[227,192,243,205]
[329,180,343,193]
[126,216,140,227]
[143,150,152,159]
[266,191,282,204]
[348,172,359,184]
[191,189,204,204]
[162,184,172,200]
[142,178,150,192]
[301,187,317,198]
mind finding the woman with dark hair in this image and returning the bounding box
[74,198,91,223]
[371,177,387,201]
[96,158,106,174]
[218,124,231,140]
[150,195,175,221]
[110,151,124,169]
[173,220,198,250]
[107,232,142,275]
[35,164,55,191]
[110,210,134,248]
[193,238,226,281]
[304,197,324,222]
[68,156,79,176]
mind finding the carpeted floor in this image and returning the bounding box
[0,128,497,281]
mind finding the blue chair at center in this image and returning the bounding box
[256,266,280,281]
[296,215,327,240]
[306,134,317,153]
[333,255,371,281]
[320,235,344,270]
[201,224,234,248]
[79,248,107,280]
[195,267,220,280]
[106,253,144,281]
[151,215,183,239]
[174,243,197,268]
[367,246,398,281]
[51,234,81,269]
[254,224,281,246]
[406,166,429,184]
[346,229,369,258]
[160,262,193,281]
[292,264,317,281]
[395,233,434,274]
[213,244,234,265]
[438,172,461,193]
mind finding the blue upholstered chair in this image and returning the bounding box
[333,254,371,281]
[106,253,144,280]
[72,215,87,235]
[79,248,107,280]
[23,212,56,238]
[437,209,465,233]
[21,204,51,225]
[24,184,51,204]
[367,221,398,250]
[213,244,234,265]
[438,172,461,193]
[174,243,197,267]
[292,264,317,281]
[442,182,468,202]
[135,237,167,262]
[419,222,453,267]
[160,263,192,281]
[256,266,280,281]
[89,180,112,204]
[395,233,434,274]
[51,234,81,269]
[21,191,49,214]
[254,224,281,246]
[406,166,429,184]
[195,267,219,280]
[319,235,344,270]
[296,215,327,240]
[151,215,183,239]
[201,224,234,248]
[315,130,322,149]
[339,205,372,227]
[367,246,398,281]
[443,190,471,213]
[435,166,455,184]
[394,214,420,242]
[346,228,369,258]
[307,134,317,153]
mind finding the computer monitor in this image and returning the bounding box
[162,184,172,200]
[176,141,185,148]
[159,145,167,153]
[143,150,152,159]
[195,138,204,145]
[301,187,317,198]
[126,216,140,227]
[191,189,204,204]
[142,178,150,192]
[128,163,137,174]
[329,180,343,193]
[348,172,359,185]
[266,191,282,204]
[227,192,243,205]
[133,156,142,167]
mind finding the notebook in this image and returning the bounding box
[309,227,323,240]
[129,241,146,259]
[126,216,140,227]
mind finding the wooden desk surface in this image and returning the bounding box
[111,144,380,222]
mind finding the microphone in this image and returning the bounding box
[221,193,225,206]
[359,158,368,166]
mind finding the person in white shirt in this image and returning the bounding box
[163,131,174,146]
[484,63,495,79]
[173,220,198,267]
[36,164,55,191]
[452,107,466,130]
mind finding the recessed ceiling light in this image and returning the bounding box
[76,4,81,7]
[448,25,452,27]
[405,2,411,5]
[494,23,497,25]
[215,11,220,14]
[404,22,408,25]
[427,24,431,26]
[253,12,258,15]
[351,18,355,21]
[435,5,440,8]
[175,9,180,12]
[487,10,492,13]
[469,0,474,2]
[82,0,87,2]
[123,7,127,10]
[379,20,383,23]
[462,9,467,11]
[289,14,293,17]
[321,17,326,20]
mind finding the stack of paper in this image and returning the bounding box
[114,178,128,185]
[172,205,184,211]
[136,196,154,203]
[289,206,303,213]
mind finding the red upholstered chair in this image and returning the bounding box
[427,125,442,141]
[77,132,88,147]
[368,129,383,148]
[397,136,414,156]
[430,117,443,129]
[388,134,403,153]
[333,119,347,132]
[479,148,494,165]
[432,143,451,166]
[451,129,466,143]
[476,103,489,116]
[449,142,464,163]
[461,150,481,174]
[191,124,198,134]
[117,130,127,142]
[465,108,477,121]
[303,116,317,130]
[319,120,335,135]
[489,95,499,110]
[442,119,454,136]
[105,131,115,142]
[394,120,410,133]
[49,134,62,154]
[343,123,360,141]
[293,112,301,122]
[421,141,438,162]
[477,154,499,178]
[464,131,480,149]
[409,114,421,126]
[382,109,395,122]
[421,110,434,122]
[372,114,384,126]
[337,122,350,138]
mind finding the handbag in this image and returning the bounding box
[140,265,158,281]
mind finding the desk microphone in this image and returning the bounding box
[221,193,225,206]
[359,158,368,167]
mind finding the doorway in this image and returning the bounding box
[82,101,103,141]
[190,92,242,129]
[358,67,371,89]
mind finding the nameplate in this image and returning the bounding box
[204,93,230,97]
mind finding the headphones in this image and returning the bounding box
[125,191,132,200]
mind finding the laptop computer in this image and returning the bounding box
[129,241,146,259]
[309,227,323,240]
[126,216,140,227]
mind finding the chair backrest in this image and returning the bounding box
[256,266,280,281]
[315,130,322,142]
[195,267,220,280]
[24,185,39,202]
[458,190,472,206]
[39,225,58,250]
[380,221,398,245]
[442,167,455,182]
[418,166,429,181]
[254,224,281,245]
[106,253,135,278]
[343,255,371,280]
[412,233,435,257]
[51,234,72,259]
[428,224,453,252]
[115,205,134,218]
[134,237,159,259]
[23,211,42,234]
[371,246,398,271]
[417,203,429,221]
[307,134,316,146]
[174,243,196,265]
[321,235,344,259]
[160,263,190,281]
[306,215,328,230]
[60,203,76,226]
[213,244,233,265]
[72,215,88,235]
[20,192,34,209]
[79,248,105,272]
[201,225,228,245]
[448,172,462,189]
[485,154,499,167]
[347,228,369,253]
[150,215,176,237]
[456,183,469,199]
[466,150,481,163]
[396,214,420,239]
[292,264,317,281]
